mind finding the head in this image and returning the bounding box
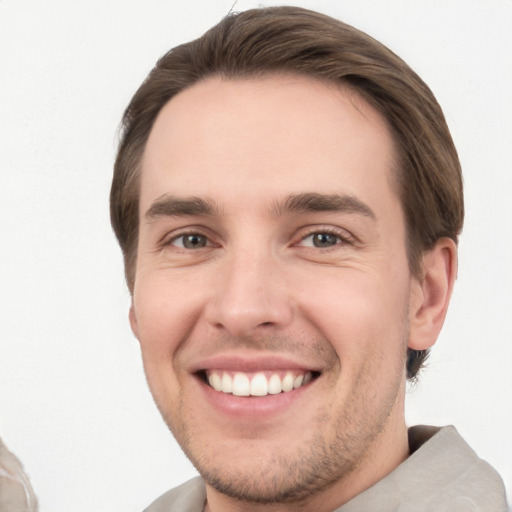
[111,6,463,381]
[110,6,463,508]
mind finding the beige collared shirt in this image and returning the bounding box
[144,426,508,512]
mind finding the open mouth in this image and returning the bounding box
[199,369,320,397]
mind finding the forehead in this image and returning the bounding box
[140,74,399,215]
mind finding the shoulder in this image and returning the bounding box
[416,426,508,511]
[404,426,508,511]
[338,426,509,512]
[143,476,206,512]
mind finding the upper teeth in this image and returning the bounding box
[206,370,313,397]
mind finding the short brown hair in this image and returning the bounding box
[110,6,464,379]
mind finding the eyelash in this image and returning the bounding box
[160,226,353,252]
[161,230,213,250]
[294,227,353,249]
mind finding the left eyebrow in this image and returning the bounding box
[272,192,376,219]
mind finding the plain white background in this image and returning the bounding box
[1,1,511,510]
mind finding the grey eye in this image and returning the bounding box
[311,233,339,248]
[175,234,208,249]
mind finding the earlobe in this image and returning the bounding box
[129,304,140,340]
[408,238,458,351]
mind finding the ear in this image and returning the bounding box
[129,303,140,340]
[408,238,458,351]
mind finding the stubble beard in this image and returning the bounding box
[160,351,406,506]
[152,313,410,506]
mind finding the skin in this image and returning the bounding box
[130,75,456,512]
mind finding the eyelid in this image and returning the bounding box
[158,226,218,250]
[155,224,356,251]
[171,233,210,249]
[294,225,355,247]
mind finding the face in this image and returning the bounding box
[131,75,416,506]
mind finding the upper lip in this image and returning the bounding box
[189,352,323,374]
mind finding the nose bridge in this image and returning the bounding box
[206,239,292,336]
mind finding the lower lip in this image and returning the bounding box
[194,374,316,419]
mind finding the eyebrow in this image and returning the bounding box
[144,192,375,221]
[145,195,220,220]
[272,192,376,219]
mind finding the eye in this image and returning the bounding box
[299,231,344,248]
[171,233,209,249]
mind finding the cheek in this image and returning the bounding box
[297,268,410,362]
[132,274,203,422]
[133,273,204,359]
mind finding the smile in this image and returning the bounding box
[204,370,316,397]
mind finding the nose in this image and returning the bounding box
[205,246,294,338]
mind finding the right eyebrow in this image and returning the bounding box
[144,195,220,220]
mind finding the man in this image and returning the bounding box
[110,6,508,511]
